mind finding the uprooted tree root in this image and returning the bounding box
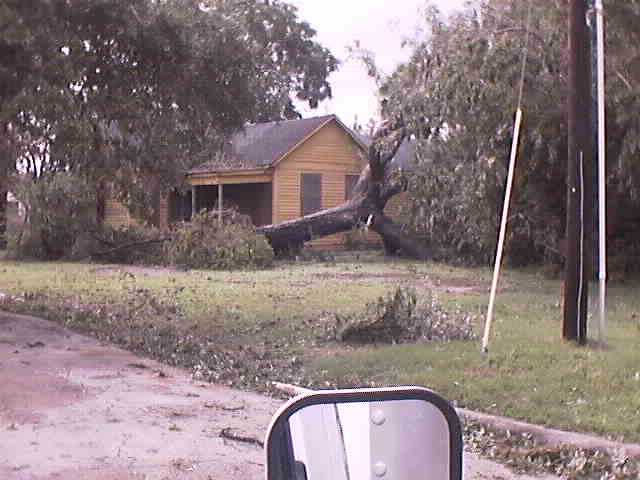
[331,286,476,344]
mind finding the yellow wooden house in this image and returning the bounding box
[104,115,371,248]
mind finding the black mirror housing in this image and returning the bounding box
[265,387,463,480]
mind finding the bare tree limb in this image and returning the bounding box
[219,428,264,448]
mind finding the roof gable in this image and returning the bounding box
[189,115,366,175]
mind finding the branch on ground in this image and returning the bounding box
[89,237,171,259]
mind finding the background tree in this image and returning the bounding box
[378,0,640,267]
[0,0,337,257]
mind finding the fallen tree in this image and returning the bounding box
[258,124,430,259]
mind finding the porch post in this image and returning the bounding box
[218,183,223,226]
[191,185,197,219]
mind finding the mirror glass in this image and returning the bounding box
[268,399,452,480]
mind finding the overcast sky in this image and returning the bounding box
[288,0,467,125]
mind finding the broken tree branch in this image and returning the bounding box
[219,427,264,448]
[89,237,171,259]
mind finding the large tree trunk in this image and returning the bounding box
[258,125,430,259]
[371,214,429,259]
[259,202,361,252]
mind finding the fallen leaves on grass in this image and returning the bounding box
[464,420,640,479]
[0,289,306,394]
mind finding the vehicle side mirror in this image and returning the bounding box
[265,387,462,480]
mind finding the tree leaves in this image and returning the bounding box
[381,0,640,266]
[1,0,337,221]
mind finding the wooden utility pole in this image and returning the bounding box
[564,0,593,344]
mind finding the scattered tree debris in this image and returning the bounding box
[126,363,148,370]
[204,402,245,412]
[90,237,171,260]
[332,287,475,344]
[220,427,264,448]
[171,458,196,472]
[0,290,306,394]
[464,420,640,479]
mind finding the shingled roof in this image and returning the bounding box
[189,115,365,174]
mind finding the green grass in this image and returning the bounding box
[0,260,395,328]
[1,258,639,442]
[312,269,640,442]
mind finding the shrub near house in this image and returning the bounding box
[83,210,274,270]
[7,181,274,270]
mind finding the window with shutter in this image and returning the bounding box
[301,173,322,215]
[345,175,360,201]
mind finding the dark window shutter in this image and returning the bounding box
[345,175,360,201]
[301,173,322,215]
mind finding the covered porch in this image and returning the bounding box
[169,169,273,227]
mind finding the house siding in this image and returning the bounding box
[103,196,170,229]
[273,120,367,248]
[159,196,169,229]
[104,198,135,228]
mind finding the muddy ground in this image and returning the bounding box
[0,311,555,480]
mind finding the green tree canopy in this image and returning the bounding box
[1,0,337,214]
[379,0,640,266]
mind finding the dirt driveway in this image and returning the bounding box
[0,311,555,480]
[0,312,277,480]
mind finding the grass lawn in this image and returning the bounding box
[0,256,639,442]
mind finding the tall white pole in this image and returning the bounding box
[596,0,607,343]
[482,108,523,353]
